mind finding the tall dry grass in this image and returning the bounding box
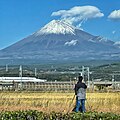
[0,92,120,114]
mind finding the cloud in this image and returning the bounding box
[51,6,104,26]
[108,10,120,21]
[64,40,78,46]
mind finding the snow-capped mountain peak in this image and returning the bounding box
[35,20,76,36]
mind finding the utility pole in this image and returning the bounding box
[112,74,115,89]
[35,68,37,77]
[19,65,22,90]
[82,66,85,81]
[6,64,8,72]
[81,66,90,88]
[87,67,90,88]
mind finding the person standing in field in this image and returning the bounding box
[74,75,87,112]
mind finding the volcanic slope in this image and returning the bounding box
[0,20,120,60]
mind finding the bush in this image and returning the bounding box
[0,110,120,120]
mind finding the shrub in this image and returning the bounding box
[0,110,120,120]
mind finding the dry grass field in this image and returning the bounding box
[0,92,120,114]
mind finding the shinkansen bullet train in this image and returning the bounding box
[0,77,47,83]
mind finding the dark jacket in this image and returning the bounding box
[75,81,87,99]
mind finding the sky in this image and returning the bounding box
[0,0,120,50]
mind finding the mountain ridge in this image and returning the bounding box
[0,20,120,61]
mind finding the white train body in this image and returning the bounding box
[0,77,46,83]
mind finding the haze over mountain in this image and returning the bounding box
[0,20,120,62]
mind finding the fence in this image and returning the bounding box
[3,81,76,91]
[0,81,120,91]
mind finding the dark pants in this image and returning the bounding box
[75,97,86,112]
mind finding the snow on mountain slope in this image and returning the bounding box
[64,40,78,46]
[35,20,76,36]
[114,41,120,48]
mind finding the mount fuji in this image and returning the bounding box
[0,20,120,62]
